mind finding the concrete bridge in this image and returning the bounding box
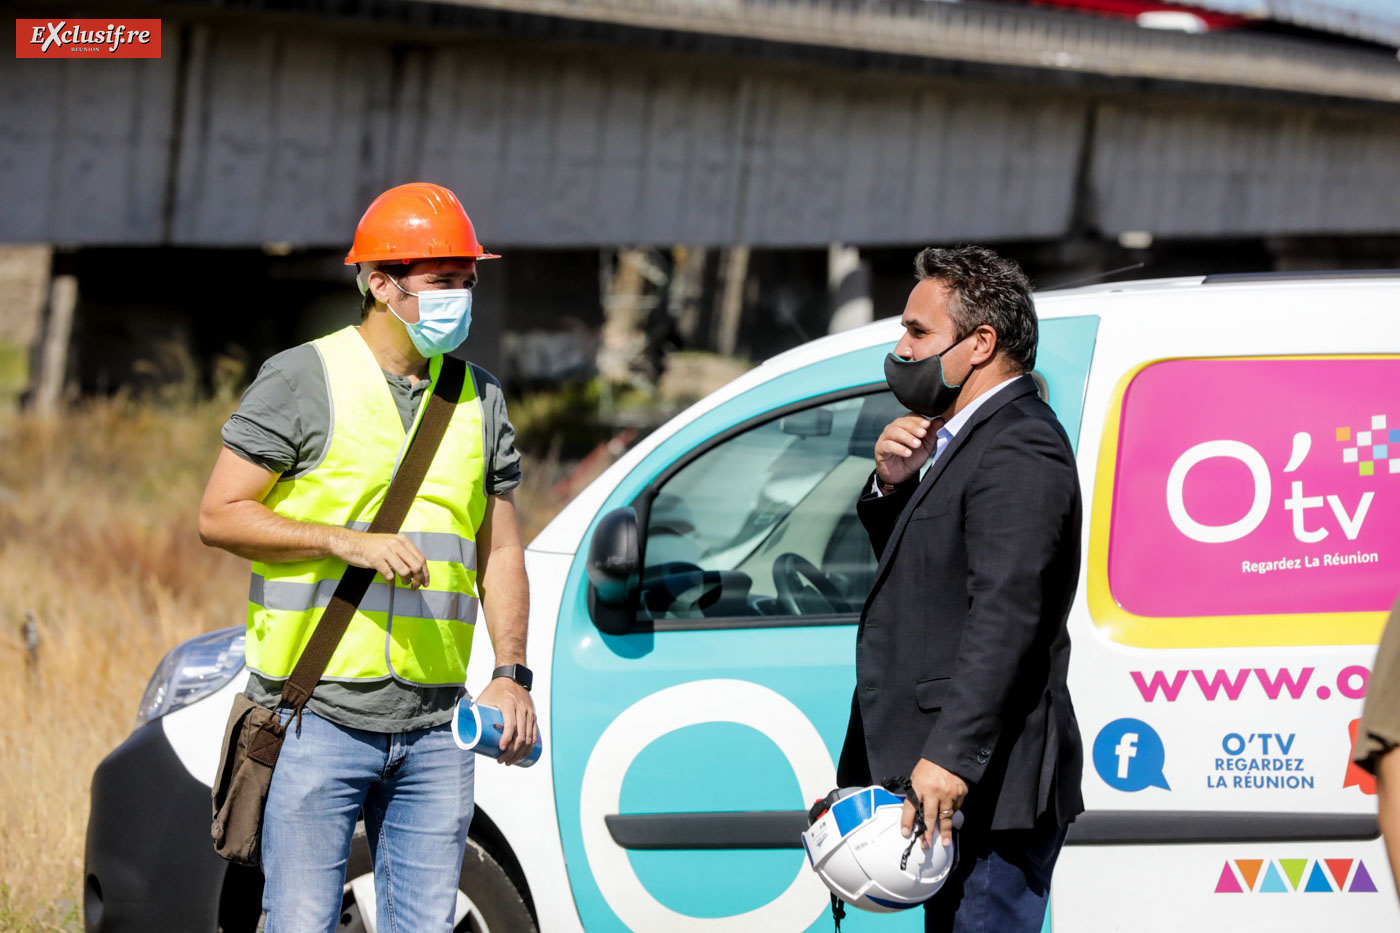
[6,0,1400,249]
[4,0,1400,397]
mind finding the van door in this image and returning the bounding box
[1051,288,1400,931]
[551,316,1099,932]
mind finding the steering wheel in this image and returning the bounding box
[641,562,754,618]
[772,553,846,615]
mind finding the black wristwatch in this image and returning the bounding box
[492,664,533,692]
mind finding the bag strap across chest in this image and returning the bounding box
[276,354,467,717]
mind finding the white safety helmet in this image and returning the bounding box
[802,785,957,913]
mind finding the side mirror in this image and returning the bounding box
[586,507,640,635]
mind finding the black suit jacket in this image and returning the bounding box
[838,375,1085,832]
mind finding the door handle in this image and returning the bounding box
[605,811,808,850]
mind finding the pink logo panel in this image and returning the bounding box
[1108,358,1399,618]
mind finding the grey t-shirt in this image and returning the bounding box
[222,336,521,732]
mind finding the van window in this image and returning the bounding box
[639,391,904,623]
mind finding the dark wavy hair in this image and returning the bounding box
[913,246,1037,373]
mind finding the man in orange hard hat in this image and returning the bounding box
[200,183,535,932]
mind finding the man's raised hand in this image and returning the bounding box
[875,414,940,487]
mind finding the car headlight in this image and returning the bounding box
[135,626,246,727]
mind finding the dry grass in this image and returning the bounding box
[0,395,577,931]
[0,397,246,930]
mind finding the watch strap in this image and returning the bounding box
[492,664,532,691]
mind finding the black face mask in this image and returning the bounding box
[883,330,978,417]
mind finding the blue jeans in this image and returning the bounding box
[923,821,1067,933]
[260,708,475,933]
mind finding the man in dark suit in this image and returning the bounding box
[837,246,1083,932]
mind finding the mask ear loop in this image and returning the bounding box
[355,265,416,297]
[937,328,981,359]
[358,267,417,329]
[937,327,983,389]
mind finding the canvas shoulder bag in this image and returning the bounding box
[210,355,466,867]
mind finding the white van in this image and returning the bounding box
[85,273,1400,932]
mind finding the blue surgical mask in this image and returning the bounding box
[385,275,473,357]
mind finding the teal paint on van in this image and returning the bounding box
[619,724,804,917]
[1033,315,1098,447]
[620,723,801,813]
[550,318,1099,931]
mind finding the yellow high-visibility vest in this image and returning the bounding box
[245,325,487,686]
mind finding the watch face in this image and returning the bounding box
[498,664,532,690]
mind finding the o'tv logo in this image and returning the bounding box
[1167,434,1373,544]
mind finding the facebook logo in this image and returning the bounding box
[1093,718,1169,792]
[1115,732,1138,779]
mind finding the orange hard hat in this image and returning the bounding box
[344,182,499,265]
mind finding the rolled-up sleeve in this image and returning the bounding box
[471,365,522,496]
[221,361,301,475]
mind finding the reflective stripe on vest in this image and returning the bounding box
[342,523,479,566]
[249,574,480,624]
[244,325,488,686]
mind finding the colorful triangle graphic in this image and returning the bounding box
[1259,862,1291,893]
[1349,860,1378,893]
[1235,859,1264,891]
[1304,862,1333,892]
[1325,859,1353,890]
[1215,862,1243,893]
[1279,859,1308,890]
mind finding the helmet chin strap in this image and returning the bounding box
[881,775,929,871]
